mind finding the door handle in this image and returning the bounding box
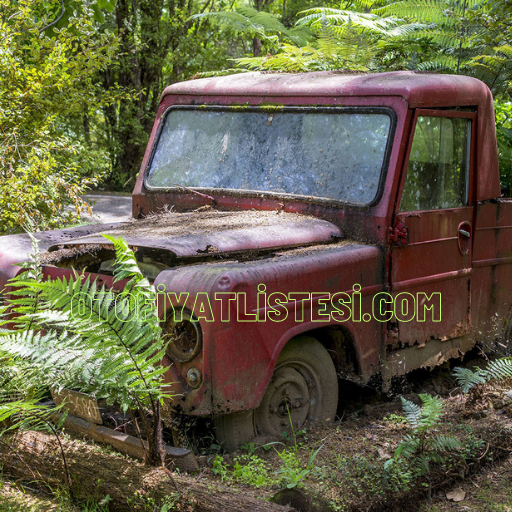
[459,229,471,238]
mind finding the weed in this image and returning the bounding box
[276,444,323,489]
[210,452,273,488]
[158,493,180,512]
[126,490,177,511]
[383,413,407,425]
[232,454,272,487]
[211,454,229,481]
[80,496,111,512]
[274,405,324,489]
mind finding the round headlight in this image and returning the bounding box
[163,310,202,363]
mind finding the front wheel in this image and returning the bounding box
[214,336,339,451]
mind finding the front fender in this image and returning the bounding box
[155,242,385,416]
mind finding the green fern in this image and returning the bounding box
[386,394,461,482]
[190,6,311,48]
[230,2,424,73]
[453,367,486,393]
[417,394,444,432]
[484,358,512,380]
[297,7,419,37]
[376,0,491,74]
[454,358,512,394]
[0,234,173,466]
[401,396,421,431]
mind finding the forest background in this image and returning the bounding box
[1,0,512,233]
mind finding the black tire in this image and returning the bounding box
[213,410,256,452]
[214,335,339,451]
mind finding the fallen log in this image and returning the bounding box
[54,412,200,473]
[0,431,295,512]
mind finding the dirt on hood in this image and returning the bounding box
[46,209,344,259]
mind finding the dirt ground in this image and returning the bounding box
[2,359,512,512]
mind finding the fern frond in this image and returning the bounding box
[411,452,431,475]
[378,0,459,25]
[394,433,419,458]
[454,358,512,393]
[483,358,512,381]
[190,7,311,46]
[2,235,170,410]
[415,55,458,71]
[494,45,512,58]
[317,14,338,60]
[1,234,174,465]
[453,367,486,393]
[0,398,62,434]
[428,434,462,453]
[401,396,421,431]
[298,8,401,35]
[418,394,444,432]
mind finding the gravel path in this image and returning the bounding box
[83,193,133,224]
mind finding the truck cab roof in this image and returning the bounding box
[162,71,491,109]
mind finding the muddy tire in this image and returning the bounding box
[214,336,338,452]
[214,410,256,453]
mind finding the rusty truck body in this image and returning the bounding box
[0,71,509,450]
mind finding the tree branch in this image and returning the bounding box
[39,0,66,33]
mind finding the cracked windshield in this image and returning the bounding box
[146,108,392,204]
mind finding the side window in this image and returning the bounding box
[400,116,472,212]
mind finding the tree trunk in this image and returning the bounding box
[147,402,165,466]
[253,36,262,57]
[0,431,296,512]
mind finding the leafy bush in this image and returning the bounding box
[0,0,120,233]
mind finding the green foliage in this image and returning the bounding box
[211,452,273,487]
[454,358,512,393]
[210,446,320,489]
[485,358,512,381]
[463,0,512,95]
[0,0,120,233]
[191,6,311,47]
[453,367,487,393]
[101,0,239,190]
[495,101,512,196]
[383,413,407,424]
[211,454,229,480]
[386,395,461,481]
[232,4,420,72]
[0,234,171,465]
[276,444,323,489]
[331,451,413,500]
[232,453,273,487]
[377,0,480,70]
[224,0,512,100]
[126,490,179,512]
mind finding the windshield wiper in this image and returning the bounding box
[174,184,216,204]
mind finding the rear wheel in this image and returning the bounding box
[214,336,339,451]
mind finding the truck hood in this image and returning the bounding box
[46,210,344,258]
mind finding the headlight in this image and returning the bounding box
[163,309,202,363]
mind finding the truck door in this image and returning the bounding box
[390,110,475,347]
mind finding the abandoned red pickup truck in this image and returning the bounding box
[0,71,509,450]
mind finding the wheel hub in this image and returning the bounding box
[255,366,310,436]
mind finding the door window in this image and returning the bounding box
[400,116,472,212]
